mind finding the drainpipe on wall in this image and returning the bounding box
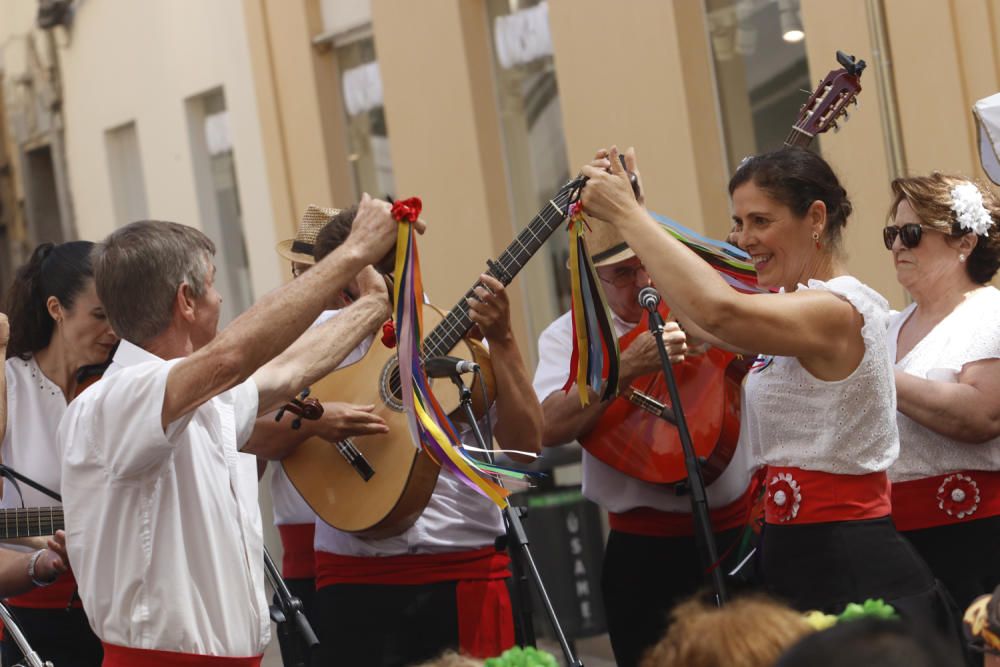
[865,0,907,181]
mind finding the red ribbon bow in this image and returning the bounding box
[391,197,422,223]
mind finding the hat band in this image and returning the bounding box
[291,240,315,256]
[592,241,630,264]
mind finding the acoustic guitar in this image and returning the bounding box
[281,178,583,538]
[580,51,867,485]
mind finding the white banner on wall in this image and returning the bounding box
[494,1,553,70]
[342,61,384,116]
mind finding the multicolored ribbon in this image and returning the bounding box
[562,201,621,406]
[391,197,520,508]
[647,211,768,295]
[561,202,772,406]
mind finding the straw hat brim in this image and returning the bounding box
[592,242,637,267]
[276,239,317,265]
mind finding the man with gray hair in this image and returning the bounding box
[58,194,411,665]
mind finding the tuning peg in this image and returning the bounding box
[842,110,850,121]
[853,98,860,107]
[832,123,840,133]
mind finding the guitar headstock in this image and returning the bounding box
[787,51,866,147]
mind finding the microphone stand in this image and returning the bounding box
[0,466,59,667]
[452,374,584,667]
[640,289,728,606]
[264,546,319,666]
[0,602,51,667]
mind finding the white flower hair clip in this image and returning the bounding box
[950,182,994,236]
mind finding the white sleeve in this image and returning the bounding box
[94,360,195,478]
[532,318,573,402]
[232,377,261,449]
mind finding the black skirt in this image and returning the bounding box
[759,516,958,635]
[902,515,1000,612]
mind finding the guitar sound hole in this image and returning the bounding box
[380,358,405,412]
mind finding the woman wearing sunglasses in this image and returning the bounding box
[884,174,1000,614]
[580,146,957,643]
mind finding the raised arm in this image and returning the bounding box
[466,275,542,462]
[580,148,859,374]
[162,196,416,428]
[252,266,389,414]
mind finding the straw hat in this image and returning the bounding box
[587,217,636,267]
[974,93,1000,185]
[276,204,341,264]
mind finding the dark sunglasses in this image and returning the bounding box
[882,223,945,250]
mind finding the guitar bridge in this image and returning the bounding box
[336,439,375,481]
[625,388,677,425]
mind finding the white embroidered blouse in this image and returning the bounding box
[744,276,899,474]
[888,286,1000,482]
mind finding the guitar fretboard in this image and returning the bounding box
[421,181,578,359]
[0,507,64,538]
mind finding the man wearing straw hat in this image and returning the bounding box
[532,152,756,667]
[246,204,391,666]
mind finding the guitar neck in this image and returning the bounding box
[783,126,815,148]
[0,507,64,539]
[421,182,578,358]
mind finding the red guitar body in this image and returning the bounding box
[580,307,748,485]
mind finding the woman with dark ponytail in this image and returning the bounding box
[0,241,116,667]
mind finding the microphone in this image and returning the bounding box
[424,356,480,378]
[638,286,661,312]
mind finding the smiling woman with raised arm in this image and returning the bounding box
[883,174,1000,614]
[579,147,956,641]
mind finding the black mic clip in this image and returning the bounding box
[423,355,480,379]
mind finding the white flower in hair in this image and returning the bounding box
[950,182,994,236]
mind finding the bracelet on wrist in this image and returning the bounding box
[28,549,54,588]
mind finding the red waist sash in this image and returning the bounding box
[892,470,1000,532]
[607,485,753,537]
[7,569,80,609]
[277,523,315,579]
[316,546,514,658]
[763,466,890,525]
[102,643,262,667]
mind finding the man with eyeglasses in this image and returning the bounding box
[531,150,756,667]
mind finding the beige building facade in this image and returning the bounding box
[1,0,999,357]
[246,0,1000,362]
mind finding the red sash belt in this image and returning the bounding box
[892,470,1000,532]
[277,523,315,579]
[102,643,262,667]
[607,485,753,537]
[763,466,890,525]
[7,569,80,609]
[316,546,514,658]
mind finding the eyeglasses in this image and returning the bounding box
[598,265,648,288]
[882,223,954,250]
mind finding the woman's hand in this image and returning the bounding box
[590,147,645,206]
[580,146,645,225]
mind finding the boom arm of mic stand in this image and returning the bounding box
[646,309,728,605]
[263,546,319,650]
[0,602,51,667]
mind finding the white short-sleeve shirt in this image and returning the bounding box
[58,340,270,657]
[0,356,68,509]
[532,310,754,514]
[888,286,1000,481]
[312,310,503,557]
